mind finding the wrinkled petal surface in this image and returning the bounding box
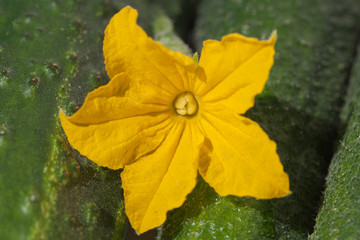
[198,106,289,199]
[196,33,276,114]
[60,5,290,235]
[121,122,204,234]
[104,7,197,93]
[60,73,173,169]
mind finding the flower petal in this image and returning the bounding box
[66,73,171,125]
[198,107,289,199]
[60,73,173,169]
[121,122,204,234]
[103,7,197,93]
[196,33,276,114]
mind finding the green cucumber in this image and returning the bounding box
[159,0,360,239]
[0,1,184,239]
[310,44,360,240]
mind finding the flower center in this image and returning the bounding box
[173,91,198,116]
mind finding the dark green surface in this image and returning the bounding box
[160,0,360,239]
[310,45,360,240]
[0,1,183,239]
[2,0,360,239]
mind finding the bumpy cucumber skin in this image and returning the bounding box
[160,0,360,239]
[310,45,360,240]
[0,1,183,239]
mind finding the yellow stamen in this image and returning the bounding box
[174,91,198,116]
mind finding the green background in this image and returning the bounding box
[0,0,359,239]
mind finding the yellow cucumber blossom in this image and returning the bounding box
[60,6,290,234]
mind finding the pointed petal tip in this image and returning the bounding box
[136,225,154,235]
[269,30,277,44]
[59,109,69,134]
[120,5,136,13]
[278,188,291,199]
[124,5,134,9]
[271,170,291,198]
[59,108,68,121]
[132,228,142,236]
[286,190,293,197]
[276,173,291,198]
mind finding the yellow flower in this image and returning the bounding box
[60,6,290,234]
